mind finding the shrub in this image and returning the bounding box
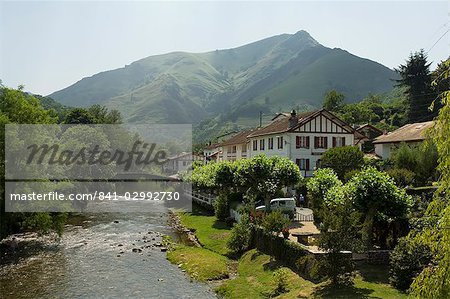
[343,169,360,182]
[319,252,355,286]
[213,193,229,220]
[389,237,432,291]
[385,168,415,187]
[261,210,290,234]
[227,215,253,253]
[273,268,290,295]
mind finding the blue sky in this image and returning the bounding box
[1,1,448,95]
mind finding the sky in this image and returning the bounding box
[0,1,449,96]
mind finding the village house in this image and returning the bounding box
[246,109,363,177]
[219,129,255,161]
[353,123,384,153]
[163,152,203,174]
[373,121,434,159]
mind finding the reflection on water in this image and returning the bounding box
[0,211,215,299]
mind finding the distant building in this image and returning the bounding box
[353,124,384,153]
[203,143,223,162]
[220,129,255,161]
[373,121,434,159]
[163,152,203,174]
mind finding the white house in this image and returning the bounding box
[163,152,203,174]
[246,109,362,177]
[373,121,434,159]
[220,129,255,161]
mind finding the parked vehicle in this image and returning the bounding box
[255,198,296,218]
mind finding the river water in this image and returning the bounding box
[0,209,216,298]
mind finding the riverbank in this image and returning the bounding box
[167,204,409,299]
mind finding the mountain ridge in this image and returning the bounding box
[49,30,397,124]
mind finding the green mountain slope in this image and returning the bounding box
[49,30,397,124]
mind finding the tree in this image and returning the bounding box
[320,146,364,180]
[0,86,64,239]
[307,168,342,225]
[318,185,362,285]
[347,167,413,249]
[323,90,345,112]
[64,108,97,124]
[395,50,436,123]
[235,155,301,210]
[409,58,450,299]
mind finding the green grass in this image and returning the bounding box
[216,250,408,299]
[216,249,316,298]
[167,244,229,282]
[178,206,232,256]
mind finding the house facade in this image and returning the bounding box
[247,109,360,177]
[373,121,434,159]
[220,129,255,161]
[163,152,204,174]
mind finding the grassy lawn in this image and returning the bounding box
[167,244,229,281]
[216,249,316,298]
[178,205,232,256]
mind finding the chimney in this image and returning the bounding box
[289,109,298,128]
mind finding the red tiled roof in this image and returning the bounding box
[220,129,256,146]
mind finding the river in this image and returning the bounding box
[0,209,216,298]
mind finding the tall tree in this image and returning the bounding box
[323,90,345,113]
[395,50,435,123]
[410,58,450,299]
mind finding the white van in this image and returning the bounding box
[255,198,296,214]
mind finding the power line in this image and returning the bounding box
[427,28,450,53]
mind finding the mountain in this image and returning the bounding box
[50,30,397,125]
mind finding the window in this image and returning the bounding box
[316,159,321,168]
[296,158,310,170]
[252,140,258,151]
[268,137,274,150]
[314,136,328,149]
[296,136,310,149]
[242,144,247,153]
[232,145,237,153]
[260,139,265,150]
[277,136,284,149]
[332,137,345,147]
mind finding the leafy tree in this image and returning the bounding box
[323,90,345,112]
[235,155,301,210]
[347,167,413,249]
[395,50,436,123]
[307,168,342,225]
[0,86,65,239]
[64,108,97,124]
[320,146,364,180]
[318,185,361,285]
[410,58,450,299]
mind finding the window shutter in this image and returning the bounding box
[306,136,310,149]
[324,137,328,149]
[296,159,300,167]
[314,137,318,148]
[342,137,345,146]
[306,159,310,170]
[296,136,300,148]
[332,137,336,147]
